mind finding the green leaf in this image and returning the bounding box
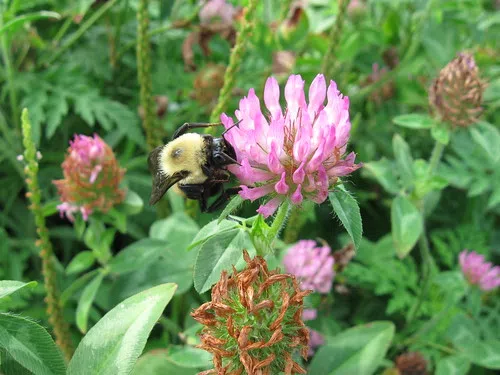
[0,313,66,375]
[0,281,36,300]
[108,238,170,275]
[0,11,61,36]
[45,92,69,139]
[187,219,239,251]
[391,196,423,258]
[131,350,198,375]
[250,215,273,256]
[363,159,400,195]
[60,270,99,306]
[447,313,500,369]
[308,321,395,375]
[393,114,434,129]
[66,251,95,275]
[217,195,244,223]
[76,273,104,334]
[150,213,199,251]
[392,134,414,189]
[166,346,212,369]
[431,122,451,145]
[329,186,362,250]
[67,283,177,375]
[120,190,144,215]
[193,228,253,293]
[470,122,500,164]
[436,355,471,375]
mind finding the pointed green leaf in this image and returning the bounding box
[66,251,95,275]
[76,273,104,333]
[393,135,414,189]
[0,313,66,375]
[108,238,169,274]
[329,186,362,250]
[217,195,244,223]
[391,196,423,258]
[0,281,36,300]
[308,321,395,375]
[393,114,434,129]
[68,283,177,375]
[0,11,61,36]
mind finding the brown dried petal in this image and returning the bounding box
[254,354,276,370]
[238,326,252,349]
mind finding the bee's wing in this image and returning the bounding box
[148,146,188,205]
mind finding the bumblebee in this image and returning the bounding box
[148,122,240,212]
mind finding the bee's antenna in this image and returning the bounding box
[222,119,242,136]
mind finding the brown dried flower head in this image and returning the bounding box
[191,250,312,375]
[395,351,428,375]
[193,63,226,107]
[429,52,486,127]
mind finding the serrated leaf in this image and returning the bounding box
[329,186,362,250]
[67,283,177,375]
[391,196,422,258]
[393,114,434,129]
[0,281,36,300]
[187,219,239,251]
[0,313,66,375]
[45,92,69,138]
[308,321,395,375]
[76,273,104,334]
[363,159,400,194]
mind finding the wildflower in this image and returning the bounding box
[283,240,335,293]
[429,52,486,127]
[191,250,310,375]
[193,63,226,107]
[199,0,237,27]
[221,74,361,217]
[53,134,126,222]
[395,352,428,375]
[459,250,500,291]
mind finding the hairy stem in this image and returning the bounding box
[407,140,445,323]
[208,0,258,127]
[21,109,74,360]
[283,206,303,244]
[268,200,291,242]
[321,0,351,79]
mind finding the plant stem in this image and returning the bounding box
[407,140,446,323]
[321,0,350,79]
[279,0,293,22]
[208,0,258,127]
[268,200,291,241]
[137,0,159,150]
[21,109,74,360]
[1,16,20,131]
[43,0,118,66]
[283,205,302,244]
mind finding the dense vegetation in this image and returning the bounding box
[0,0,499,374]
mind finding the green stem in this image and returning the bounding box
[268,200,291,241]
[137,0,158,149]
[407,140,446,323]
[279,0,293,22]
[283,206,302,244]
[42,0,118,66]
[1,15,20,130]
[52,17,73,45]
[208,0,258,126]
[321,0,350,79]
[21,109,74,360]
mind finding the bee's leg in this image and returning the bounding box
[205,187,241,213]
[172,122,222,139]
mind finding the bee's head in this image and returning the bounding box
[211,136,238,167]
